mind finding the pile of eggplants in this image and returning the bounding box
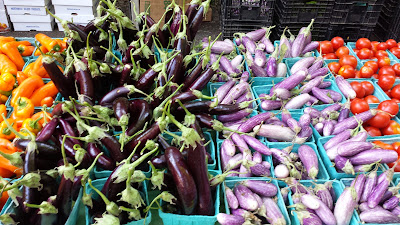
[217,180,286,225]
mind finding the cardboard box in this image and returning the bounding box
[54,3,97,16]
[52,0,97,7]
[0,0,5,11]
[0,10,10,32]
[6,4,50,15]
[4,0,49,7]
[204,7,212,22]
[9,13,53,22]
[56,14,94,23]
[13,20,54,31]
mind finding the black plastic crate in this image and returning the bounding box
[373,0,400,41]
[330,0,384,25]
[221,19,273,39]
[221,0,275,21]
[326,23,375,42]
[274,0,334,24]
[271,21,329,41]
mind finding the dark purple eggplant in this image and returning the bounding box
[35,118,58,142]
[126,99,152,136]
[42,56,77,98]
[87,143,116,170]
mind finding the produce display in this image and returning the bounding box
[0,0,400,225]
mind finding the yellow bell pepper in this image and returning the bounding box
[0,119,16,140]
[20,117,42,135]
[14,97,34,119]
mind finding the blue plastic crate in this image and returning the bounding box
[158,170,220,225]
[223,178,291,225]
[85,178,151,225]
[289,180,359,225]
[268,142,329,180]
[317,136,389,179]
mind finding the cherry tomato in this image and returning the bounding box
[377,42,389,51]
[339,55,358,68]
[392,98,400,103]
[373,140,395,150]
[353,49,360,55]
[364,61,379,73]
[381,120,400,135]
[393,63,400,76]
[350,98,369,114]
[323,53,338,59]
[378,100,399,115]
[331,37,344,50]
[356,38,372,50]
[359,66,374,78]
[365,126,382,137]
[355,70,361,78]
[350,81,365,98]
[379,66,396,76]
[375,50,389,59]
[386,90,392,98]
[372,41,380,51]
[378,74,396,91]
[338,65,356,79]
[387,159,400,172]
[364,95,380,103]
[328,62,341,74]
[390,47,400,59]
[319,41,334,54]
[391,84,400,100]
[361,81,374,95]
[335,46,349,58]
[357,48,373,59]
[378,57,391,68]
[386,39,398,49]
[367,112,391,128]
[373,74,380,79]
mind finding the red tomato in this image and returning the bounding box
[392,98,400,103]
[381,120,400,135]
[350,98,369,114]
[364,61,379,73]
[390,47,400,59]
[377,42,389,51]
[356,38,372,50]
[335,46,349,58]
[319,41,334,54]
[387,159,400,172]
[373,73,380,79]
[379,66,396,76]
[361,81,374,95]
[338,65,356,79]
[386,39,398,49]
[386,90,392,98]
[331,37,344,50]
[328,62,341,74]
[378,74,396,91]
[353,49,360,55]
[339,55,358,68]
[350,81,365,98]
[323,53,338,59]
[378,100,399,115]
[367,112,391,129]
[393,63,400,76]
[364,95,380,103]
[375,50,389,59]
[357,48,373,59]
[378,57,391,68]
[372,41,380,51]
[359,66,374,78]
[365,126,382,137]
[391,84,400,99]
[392,142,400,151]
[355,70,361,78]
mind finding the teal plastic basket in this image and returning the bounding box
[347,42,398,65]
[163,131,217,170]
[223,178,291,225]
[158,170,220,225]
[274,41,316,59]
[268,142,330,180]
[346,79,390,108]
[289,180,359,225]
[250,76,285,86]
[387,50,400,63]
[85,178,151,225]
[317,136,389,179]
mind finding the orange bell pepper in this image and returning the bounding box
[0,155,22,177]
[22,62,33,75]
[35,33,61,52]
[0,72,16,92]
[0,54,17,75]
[1,42,25,70]
[30,55,48,77]
[31,111,51,127]
[0,37,15,42]
[33,46,48,56]
[40,96,54,107]
[18,45,35,57]
[30,81,58,106]
[11,75,44,106]
[16,71,28,85]
[0,191,8,209]
[0,168,13,179]
[0,138,19,153]
[0,119,16,140]
[14,97,34,119]
[0,105,7,123]
[56,39,67,51]
[0,95,7,104]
